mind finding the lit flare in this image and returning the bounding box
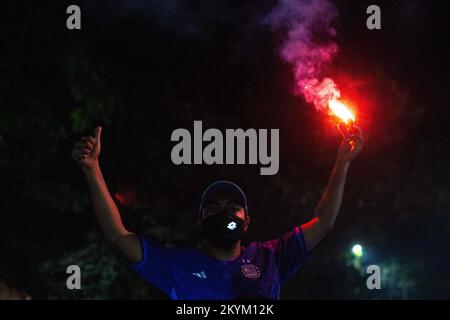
[328,99,355,124]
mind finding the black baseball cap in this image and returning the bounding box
[199,180,248,217]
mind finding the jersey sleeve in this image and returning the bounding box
[127,234,175,296]
[264,226,312,283]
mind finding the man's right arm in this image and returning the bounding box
[72,127,142,264]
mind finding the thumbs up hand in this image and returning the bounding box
[72,126,102,169]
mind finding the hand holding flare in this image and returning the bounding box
[328,100,364,164]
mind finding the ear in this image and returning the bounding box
[244,216,251,231]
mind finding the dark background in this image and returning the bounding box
[0,0,449,299]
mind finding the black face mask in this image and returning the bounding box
[201,209,246,250]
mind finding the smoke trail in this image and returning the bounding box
[265,0,341,112]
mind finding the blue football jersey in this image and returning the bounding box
[129,226,312,300]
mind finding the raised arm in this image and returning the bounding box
[72,127,142,263]
[301,127,364,250]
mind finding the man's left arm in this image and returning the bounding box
[301,127,364,250]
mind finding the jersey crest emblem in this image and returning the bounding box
[241,264,261,279]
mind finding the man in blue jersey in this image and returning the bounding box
[72,126,363,299]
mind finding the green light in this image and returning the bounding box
[352,244,363,257]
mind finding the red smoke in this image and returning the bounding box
[266,0,355,123]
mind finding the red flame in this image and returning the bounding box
[300,77,356,125]
[328,99,355,124]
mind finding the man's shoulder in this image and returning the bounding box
[139,235,201,258]
[245,239,278,254]
[245,227,302,251]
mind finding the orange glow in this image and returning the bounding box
[328,99,355,124]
